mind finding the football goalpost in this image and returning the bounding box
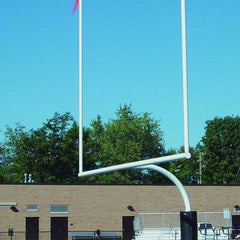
[77,1,197,239]
[78,0,190,178]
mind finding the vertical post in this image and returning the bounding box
[181,0,190,154]
[180,3,197,238]
[79,0,83,173]
[142,214,144,229]
[24,173,27,183]
[199,152,202,184]
[180,211,197,240]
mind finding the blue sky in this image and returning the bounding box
[0,0,240,150]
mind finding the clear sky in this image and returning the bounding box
[1,0,240,150]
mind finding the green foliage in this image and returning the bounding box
[168,146,200,184]
[0,105,215,184]
[1,113,79,183]
[0,106,167,184]
[83,104,166,184]
[200,116,240,184]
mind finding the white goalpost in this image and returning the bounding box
[78,0,83,174]
[78,0,190,178]
[76,5,201,236]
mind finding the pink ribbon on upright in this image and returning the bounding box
[72,0,79,14]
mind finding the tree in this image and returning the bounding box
[83,104,167,184]
[0,106,171,184]
[83,115,104,171]
[200,116,240,184]
[168,146,200,184]
[1,112,79,183]
[0,144,10,182]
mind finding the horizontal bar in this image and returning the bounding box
[78,152,190,177]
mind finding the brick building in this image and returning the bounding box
[0,184,240,239]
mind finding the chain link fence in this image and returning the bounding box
[134,211,232,231]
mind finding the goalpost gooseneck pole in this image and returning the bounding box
[138,164,191,211]
[181,0,190,155]
[79,0,83,173]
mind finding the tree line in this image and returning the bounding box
[0,104,240,184]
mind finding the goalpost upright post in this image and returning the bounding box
[181,0,190,154]
[79,0,83,174]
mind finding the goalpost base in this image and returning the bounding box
[180,211,197,240]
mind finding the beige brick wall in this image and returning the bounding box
[0,184,239,233]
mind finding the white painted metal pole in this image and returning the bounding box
[79,0,83,173]
[78,153,189,177]
[138,165,191,211]
[181,0,190,154]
